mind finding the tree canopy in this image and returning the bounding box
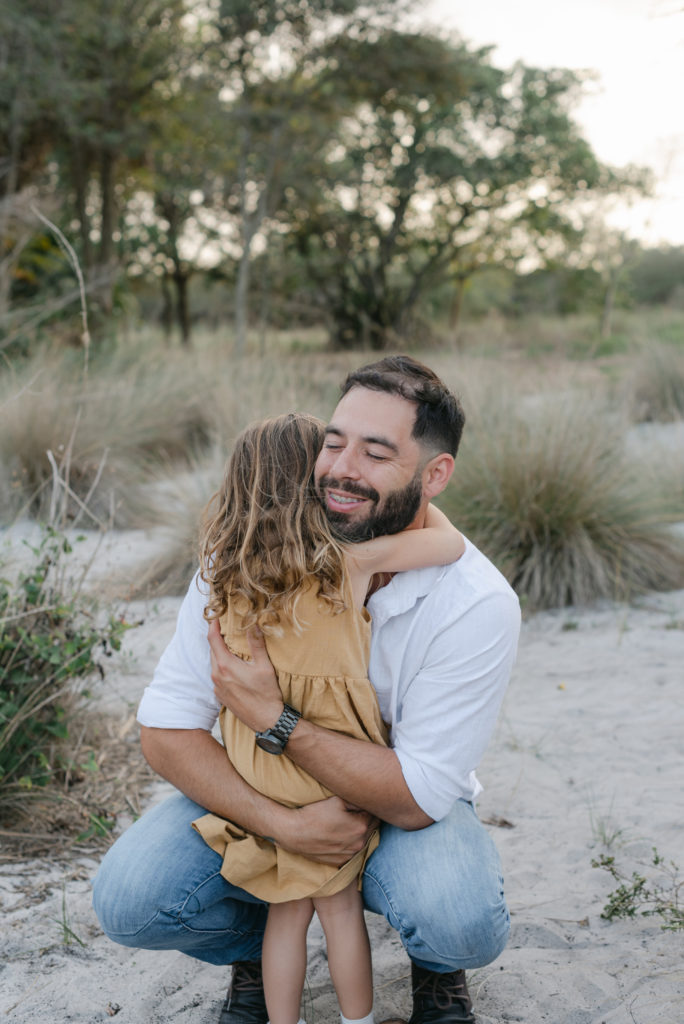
[0,0,650,349]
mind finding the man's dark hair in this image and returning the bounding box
[340,355,465,458]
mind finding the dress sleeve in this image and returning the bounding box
[136,571,221,731]
[393,589,520,821]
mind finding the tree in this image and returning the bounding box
[43,0,190,317]
[0,1,56,319]
[287,31,646,349]
[205,0,395,353]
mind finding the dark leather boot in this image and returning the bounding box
[407,961,475,1024]
[218,961,268,1024]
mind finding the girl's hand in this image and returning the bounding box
[208,619,283,732]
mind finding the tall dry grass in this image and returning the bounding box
[628,343,684,423]
[0,336,361,527]
[441,384,684,609]
[0,348,211,524]
[3,320,683,608]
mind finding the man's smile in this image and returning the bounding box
[326,490,370,511]
[318,476,380,517]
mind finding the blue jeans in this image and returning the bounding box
[92,793,509,972]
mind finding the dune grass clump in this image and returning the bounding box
[441,393,684,609]
[126,449,227,596]
[629,343,684,423]
[0,347,215,525]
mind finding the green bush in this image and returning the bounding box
[442,392,684,609]
[0,527,129,816]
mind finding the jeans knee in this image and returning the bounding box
[405,882,510,970]
[92,845,162,942]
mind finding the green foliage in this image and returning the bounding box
[288,35,645,348]
[440,391,684,609]
[592,849,684,931]
[626,246,684,307]
[0,527,129,810]
[509,266,607,317]
[2,1,652,350]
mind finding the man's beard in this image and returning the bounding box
[317,472,423,542]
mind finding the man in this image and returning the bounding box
[93,356,520,1024]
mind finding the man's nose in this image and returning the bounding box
[330,445,361,480]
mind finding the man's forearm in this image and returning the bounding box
[285,719,433,830]
[140,726,291,837]
[139,726,377,863]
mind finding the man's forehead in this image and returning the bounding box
[326,388,419,447]
[330,387,416,422]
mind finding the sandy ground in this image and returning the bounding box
[1,528,683,1024]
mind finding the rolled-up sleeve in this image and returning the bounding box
[137,572,221,731]
[392,589,520,821]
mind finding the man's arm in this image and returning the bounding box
[207,621,432,830]
[140,725,377,864]
[285,719,433,830]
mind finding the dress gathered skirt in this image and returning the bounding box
[192,578,388,903]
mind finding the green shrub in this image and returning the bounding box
[0,527,129,816]
[441,392,684,609]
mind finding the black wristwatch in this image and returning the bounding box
[255,704,301,755]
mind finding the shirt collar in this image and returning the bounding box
[367,563,446,626]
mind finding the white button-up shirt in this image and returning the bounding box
[137,537,520,821]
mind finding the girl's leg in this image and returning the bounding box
[314,882,374,1022]
[262,898,315,1024]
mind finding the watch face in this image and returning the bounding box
[255,732,284,755]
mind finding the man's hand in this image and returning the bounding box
[208,619,283,732]
[276,795,379,866]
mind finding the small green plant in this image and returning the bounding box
[588,802,626,851]
[52,882,86,949]
[592,848,684,930]
[0,526,130,815]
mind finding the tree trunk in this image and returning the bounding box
[173,269,191,346]
[234,243,251,356]
[160,273,174,342]
[449,277,467,349]
[89,148,117,316]
[71,143,93,274]
[601,275,616,339]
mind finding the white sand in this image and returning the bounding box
[1,529,683,1024]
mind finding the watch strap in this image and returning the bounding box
[255,703,301,752]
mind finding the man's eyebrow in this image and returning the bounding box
[324,425,399,454]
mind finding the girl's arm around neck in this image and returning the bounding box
[346,503,464,576]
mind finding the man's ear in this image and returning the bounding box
[422,452,455,499]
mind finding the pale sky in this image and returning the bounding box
[423,0,684,246]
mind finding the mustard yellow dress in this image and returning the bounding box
[192,576,388,903]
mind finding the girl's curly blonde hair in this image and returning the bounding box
[199,413,346,633]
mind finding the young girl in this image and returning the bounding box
[193,413,464,1024]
